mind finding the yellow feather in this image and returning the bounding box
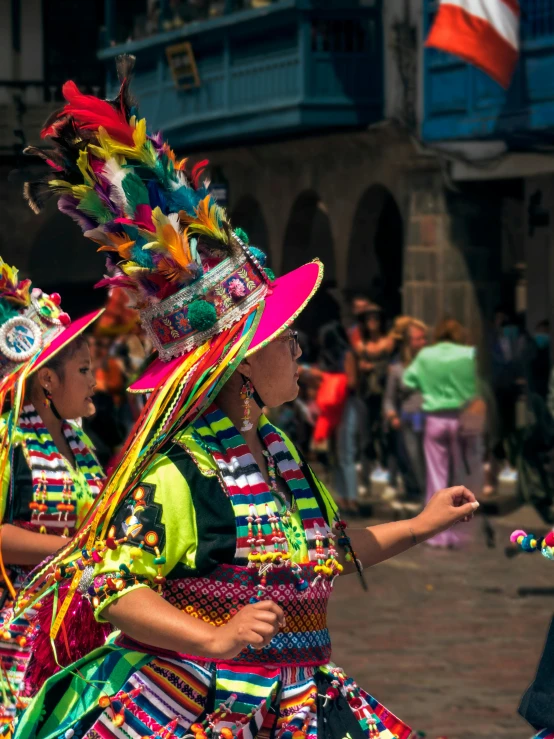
[70,184,92,199]
[76,150,94,186]
[96,127,157,168]
[181,195,229,243]
[132,118,147,149]
[120,263,151,276]
[48,179,73,191]
[150,207,193,271]
[86,144,110,162]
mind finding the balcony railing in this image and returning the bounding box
[422,0,554,142]
[99,0,383,149]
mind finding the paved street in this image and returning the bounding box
[327,506,554,739]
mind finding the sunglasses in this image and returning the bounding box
[275,330,299,356]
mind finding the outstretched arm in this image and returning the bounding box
[338,486,478,572]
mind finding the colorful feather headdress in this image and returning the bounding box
[24,55,273,362]
[14,56,273,658]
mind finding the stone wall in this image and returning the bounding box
[1,124,503,333]
[404,172,502,342]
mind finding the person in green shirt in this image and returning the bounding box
[403,318,483,547]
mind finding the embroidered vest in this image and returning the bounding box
[9,405,104,536]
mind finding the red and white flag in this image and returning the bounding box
[425,0,520,89]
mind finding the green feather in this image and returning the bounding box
[122,172,150,216]
[0,300,19,323]
[76,190,113,224]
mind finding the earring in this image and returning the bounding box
[239,378,253,432]
[43,387,52,408]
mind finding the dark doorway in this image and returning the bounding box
[282,191,335,280]
[347,185,403,319]
[231,195,271,264]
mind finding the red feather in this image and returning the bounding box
[191,159,209,188]
[41,81,135,147]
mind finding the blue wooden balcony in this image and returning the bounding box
[422,0,554,142]
[99,0,383,149]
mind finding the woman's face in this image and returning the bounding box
[41,342,97,420]
[365,313,381,334]
[241,329,302,408]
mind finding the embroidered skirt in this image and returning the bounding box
[14,635,411,739]
[0,569,34,733]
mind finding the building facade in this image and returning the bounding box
[2,0,553,339]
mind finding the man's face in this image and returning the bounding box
[409,326,427,355]
[352,298,370,318]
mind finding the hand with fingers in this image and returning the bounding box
[212,600,286,660]
[418,486,480,540]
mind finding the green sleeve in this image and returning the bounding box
[0,453,10,522]
[91,453,199,621]
[402,354,421,390]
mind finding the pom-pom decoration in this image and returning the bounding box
[249,247,267,267]
[188,299,217,332]
[509,528,554,560]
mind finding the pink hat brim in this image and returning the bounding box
[31,309,104,373]
[129,260,323,393]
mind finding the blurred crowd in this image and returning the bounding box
[88,287,554,536]
[81,290,153,471]
[268,288,554,536]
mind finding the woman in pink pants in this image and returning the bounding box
[404,319,483,547]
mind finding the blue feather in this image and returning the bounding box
[121,224,139,242]
[167,187,203,216]
[131,245,155,268]
[147,180,169,214]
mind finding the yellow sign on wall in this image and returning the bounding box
[166,42,201,90]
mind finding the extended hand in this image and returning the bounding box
[211,600,285,660]
[417,486,479,540]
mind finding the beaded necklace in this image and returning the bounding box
[194,407,344,597]
[18,404,104,535]
[261,449,297,519]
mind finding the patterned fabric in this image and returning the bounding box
[0,570,32,729]
[0,405,104,727]
[160,564,331,666]
[15,404,104,533]
[147,258,268,360]
[193,406,333,566]
[13,410,411,739]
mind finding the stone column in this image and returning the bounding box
[404,170,502,343]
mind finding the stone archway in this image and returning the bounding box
[347,185,403,318]
[281,191,335,281]
[230,195,271,264]
[281,191,336,343]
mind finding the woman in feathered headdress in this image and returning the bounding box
[0,261,105,732]
[14,57,478,739]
